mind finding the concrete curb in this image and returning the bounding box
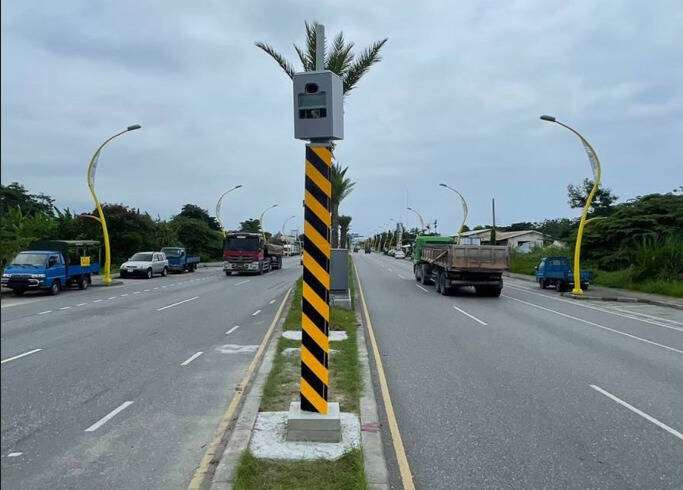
[210,287,294,489]
[355,306,390,489]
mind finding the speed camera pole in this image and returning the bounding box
[286,24,344,442]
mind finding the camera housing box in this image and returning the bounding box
[293,70,344,141]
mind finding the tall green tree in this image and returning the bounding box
[567,178,618,214]
[338,215,352,249]
[330,163,355,247]
[239,219,261,233]
[255,21,388,95]
[1,182,54,216]
[177,204,220,231]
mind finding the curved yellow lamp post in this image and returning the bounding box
[407,207,426,235]
[281,214,296,251]
[258,204,278,240]
[540,115,602,295]
[439,183,469,244]
[215,185,243,238]
[86,124,141,284]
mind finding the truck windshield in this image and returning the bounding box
[10,252,49,267]
[225,237,260,251]
[130,253,153,261]
[161,248,182,258]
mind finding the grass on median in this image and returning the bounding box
[235,257,365,489]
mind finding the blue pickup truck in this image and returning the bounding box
[2,240,101,295]
[535,256,592,292]
[160,247,200,273]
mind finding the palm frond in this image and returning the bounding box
[326,32,355,76]
[293,43,311,71]
[343,38,388,93]
[254,41,295,79]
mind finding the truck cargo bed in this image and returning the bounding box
[421,244,510,271]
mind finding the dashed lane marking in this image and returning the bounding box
[226,325,240,335]
[84,401,134,432]
[181,352,204,366]
[156,296,200,312]
[38,310,52,315]
[1,348,43,365]
[251,309,261,316]
[452,305,487,325]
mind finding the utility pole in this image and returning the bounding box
[290,22,343,433]
[491,197,497,244]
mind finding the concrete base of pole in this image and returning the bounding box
[286,402,342,442]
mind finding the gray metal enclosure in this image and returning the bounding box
[330,248,349,293]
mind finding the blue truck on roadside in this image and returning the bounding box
[535,256,593,292]
[2,240,101,296]
[160,247,200,273]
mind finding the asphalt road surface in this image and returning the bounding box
[355,252,682,489]
[1,259,298,489]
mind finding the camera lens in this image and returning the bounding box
[305,83,319,94]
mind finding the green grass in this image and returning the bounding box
[234,449,366,490]
[236,267,366,488]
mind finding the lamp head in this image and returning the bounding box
[127,124,142,131]
[539,115,556,122]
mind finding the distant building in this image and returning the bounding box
[459,229,561,252]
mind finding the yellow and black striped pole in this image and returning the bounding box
[301,143,332,414]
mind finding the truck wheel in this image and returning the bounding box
[12,289,25,296]
[439,272,449,296]
[258,262,264,275]
[225,270,232,276]
[582,283,589,291]
[487,286,502,297]
[414,265,421,281]
[555,281,564,292]
[539,279,546,289]
[78,275,89,290]
[421,264,433,285]
[161,267,168,277]
[146,268,153,279]
[50,280,61,296]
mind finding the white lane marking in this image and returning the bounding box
[388,268,393,272]
[133,291,141,295]
[216,344,259,354]
[144,289,150,292]
[161,286,167,288]
[610,306,683,326]
[170,283,176,286]
[181,351,204,366]
[251,309,261,316]
[8,452,22,457]
[226,325,240,335]
[590,385,683,441]
[93,299,103,303]
[269,299,277,305]
[153,287,159,290]
[156,296,200,311]
[234,280,250,286]
[77,303,87,307]
[416,284,429,293]
[108,296,116,300]
[84,401,134,432]
[502,295,683,355]
[505,284,683,332]
[1,348,43,365]
[452,305,487,325]
[38,310,52,315]
[59,306,71,310]
[397,274,407,279]
[120,294,128,297]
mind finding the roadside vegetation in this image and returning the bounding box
[235,258,365,489]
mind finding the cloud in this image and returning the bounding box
[2,0,681,237]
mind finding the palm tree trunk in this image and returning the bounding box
[331,203,339,248]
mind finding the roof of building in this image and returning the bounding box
[459,229,550,242]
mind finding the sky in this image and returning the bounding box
[2,0,682,238]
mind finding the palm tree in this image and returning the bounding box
[338,215,352,249]
[255,21,388,95]
[330,163,355,247]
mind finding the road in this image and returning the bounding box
[354,252,682,489]
[1,259,298,489]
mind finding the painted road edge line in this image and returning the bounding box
[226,325,240,335]
[353,261,415,490]
[187,287,292,490]
[1,348,43,365]
[590,384,683,441]
[502,294,683,355]
[234,279,250,286]
[452,305,487,325]
[181,352,203,366]
[416,284,429,293]
[251,309,261,316]
[84,401,134,432]
[157,296,200,311]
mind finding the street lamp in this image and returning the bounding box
[439,183,469,244]
[540,114,602,295]
[259,203,278,239]
[281,215,296,252]
[215,185,243,238]
[406,207,425,234]
[86,124,141,284]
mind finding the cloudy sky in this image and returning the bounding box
[2,0,681,237]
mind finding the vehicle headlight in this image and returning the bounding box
[30,274,46,279]
[2,273,10,278]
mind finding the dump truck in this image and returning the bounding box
[222,232,283,275]
[535,256,592,292]
[412,236,510,297]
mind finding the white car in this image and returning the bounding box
[120,252,168,279]
[394,250,406,259]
